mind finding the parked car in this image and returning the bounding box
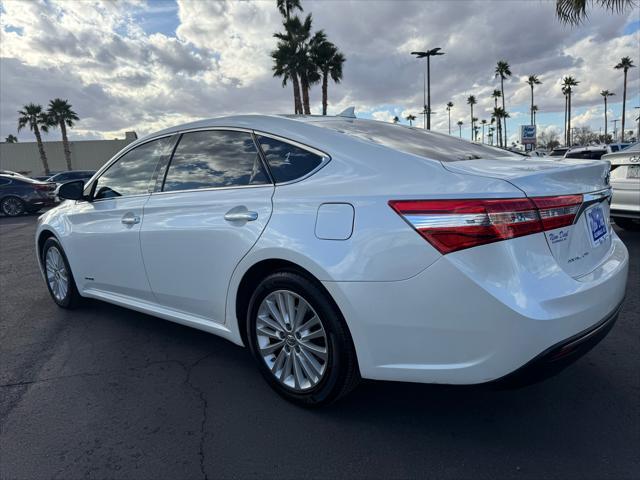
[548,146,570,158]
[32,171,62,181]
[47,170,96,186]
[603,142,640,231]
[563,145,608,160]
[0,174,57,216]
[607,143,631,153]
[36,115,628,406]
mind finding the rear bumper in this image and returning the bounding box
[492,300,622,387]
[323,232,628,385]
[611,184,640,219]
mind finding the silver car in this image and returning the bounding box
[603,143,640,231]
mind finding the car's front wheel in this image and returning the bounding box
[246,271,359,406]
[42,237,81,308]
[1,196,25,216]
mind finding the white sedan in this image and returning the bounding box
[36,115,629,406]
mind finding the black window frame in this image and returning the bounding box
[155,128,274,194]
[86,134,179,202]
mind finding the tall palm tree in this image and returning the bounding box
[310,31,345,116]
[492,107,508,147]
[562,76,580,145]
[457,120,463,138]
[275,15,315,114]
[467,95,477,141]
[526,75,542,125]
[446,101,454,135]
[481,119,487,144]
[392,116,399,124]
[274,0,304,114]
[47,98,79,171]
[272,36,303,114]
[600,90,615,142]
[614,56,635,142]
[555,0,636,25]
[17,103,51,175]
[491,89,502,145]
[532,105,539,125]
[562,85,569,145]
[4,134,18,143]
[406,114,416,127]
[277,0,302,20]
[495,60,512,147]
[488,126,495,146]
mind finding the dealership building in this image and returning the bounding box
[0,131,138,176]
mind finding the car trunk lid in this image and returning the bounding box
[442,157,613,278]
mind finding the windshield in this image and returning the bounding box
[311,119,521,162]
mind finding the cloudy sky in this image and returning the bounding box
[1,0,638,145]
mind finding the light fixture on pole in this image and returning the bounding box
[411,48,445,130]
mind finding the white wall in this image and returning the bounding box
[0,132,137,175]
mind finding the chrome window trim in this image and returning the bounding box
[252,130,331,186]
[151,183,274,197]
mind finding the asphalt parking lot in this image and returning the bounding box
[1,214,638,480]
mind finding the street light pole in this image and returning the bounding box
[411,48,444,130]
[611,119,619,142]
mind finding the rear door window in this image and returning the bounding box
[162,130,269,192]
[255,135,324,183]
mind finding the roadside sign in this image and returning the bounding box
[521,125,536,145]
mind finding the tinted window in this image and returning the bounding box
[313,119,521,162]
[256,136,324,183]
[94,136,175,200]
[162,130,269,192]
[565,151,586,159]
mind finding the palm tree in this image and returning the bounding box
[274,0,304,113]
[406,114,416,127]
[614,56,635,142]
[481,119,487,144]
[495,61,512,147]
[275,15,315,115]
[526,75,542,125]
[272,37,303,114]
[562,76,579,145]
[492,107,509,147]
[600,90,615,143]
[467,95,477,141]
[488,126,495,146]
[491,89,502,145]
[532,105,539,125]
[18,104,51,175]
[4,134,18,143]
[47,98,79,171]
[392,116,399,124]
[445,101,454,135]
[310,31,345,115]
[555,0,637,25]
[277,0,302,20]
[562,85,569,145]
[457,120,463,138]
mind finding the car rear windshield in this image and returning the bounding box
[313,119,520,162]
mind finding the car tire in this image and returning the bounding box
[246,271,360,407]
[1,196,26,216]
[613,217,640,231]
[41,237,81,308]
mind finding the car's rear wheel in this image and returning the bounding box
[1,196,25,216]
[42,237,81,308]
[246,271,359,406]
[613,216,640,231]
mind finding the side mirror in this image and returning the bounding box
[58,180,85,200]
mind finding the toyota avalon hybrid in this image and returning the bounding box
[36,114,629,406]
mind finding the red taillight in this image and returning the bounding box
[34,183,54,191]
[389,195,583,254]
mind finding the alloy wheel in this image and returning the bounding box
[45,246,69,302]
[1,197,24,216]
[256,290,328,391]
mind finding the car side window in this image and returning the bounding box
[93,136,175,200]
[256,135,324,183]
[162,130,269,192]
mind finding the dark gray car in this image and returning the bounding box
[47,170,96,185]
[0,174,57,216]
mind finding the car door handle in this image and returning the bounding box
[224,210,258,222]
[121,214,140,226]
